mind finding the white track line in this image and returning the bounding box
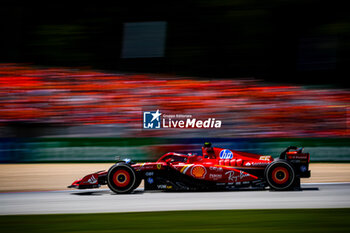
[0,183,350,215]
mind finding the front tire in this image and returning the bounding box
[265,160,296,191]
[107,163,137,194]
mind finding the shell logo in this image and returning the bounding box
[191,165,207,179]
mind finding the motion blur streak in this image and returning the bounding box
[0,64,349,138]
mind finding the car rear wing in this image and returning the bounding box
[280,146,311,178]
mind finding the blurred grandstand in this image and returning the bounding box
[0,63,348,138]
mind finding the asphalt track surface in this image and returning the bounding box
[1,183,349,215]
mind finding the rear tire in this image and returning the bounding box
[107,163,137,194]
[265,160,296,191]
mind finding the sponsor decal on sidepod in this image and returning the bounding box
[225,170,250,182]
[209,174,223,180]
[219,149,233,159]
[191,165,207,178]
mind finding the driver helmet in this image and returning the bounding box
[203,142,214,156]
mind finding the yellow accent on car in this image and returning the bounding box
[259,156,271,161]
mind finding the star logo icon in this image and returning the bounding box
[150,109,162,122]
[143,109,162,129]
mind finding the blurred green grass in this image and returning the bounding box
[1,209,349,233]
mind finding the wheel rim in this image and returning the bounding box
[113,170,131,187]
[271,167,289,184]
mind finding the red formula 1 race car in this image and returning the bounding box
[68,142,311,193]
